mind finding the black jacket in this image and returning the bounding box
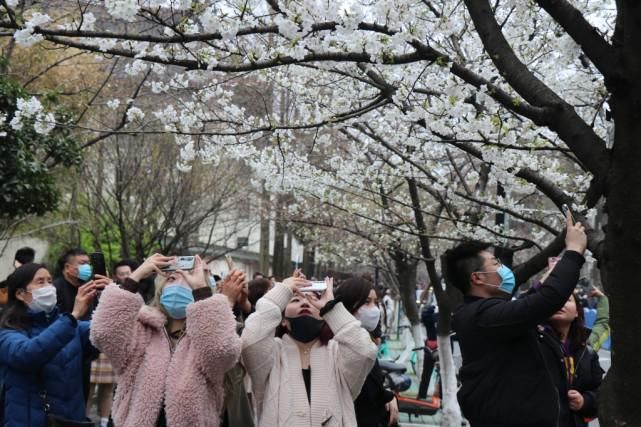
[538,327,603,427]
[452,250,585,427]
[355,359,395,427]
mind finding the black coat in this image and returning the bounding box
[452,251,585,427]
[355,359,395,427]
[538,327,603,427]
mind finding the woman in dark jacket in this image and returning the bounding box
[0,263,102,426]
[539,292,603,427]
[335,277,398,427]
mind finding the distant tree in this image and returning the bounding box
[0,76,80,219]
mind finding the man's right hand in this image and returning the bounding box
[130,254,175,283]
[564,209,587,254]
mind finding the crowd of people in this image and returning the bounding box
[0,211,608,427]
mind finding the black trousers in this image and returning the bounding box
[417,349,435,399]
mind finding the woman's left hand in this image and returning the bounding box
[176,255,207,290]
[568,389,584,411]
[304,277,334,311]
[386,396,399,426]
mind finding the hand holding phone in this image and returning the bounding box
[564,206,587,254]
[304,277,334,311]
[561,204,575,224]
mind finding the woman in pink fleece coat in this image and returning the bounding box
[90,254,241,427]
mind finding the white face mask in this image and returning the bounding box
[27,286,58,314]
[355,305,381,332]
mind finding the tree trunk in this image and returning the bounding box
[600,47,641,424]
[437,334,463,427]
[259,188,270,275]
[283,232,293,276]
[393,251,419,325]
[272,200,286,279]
[302,245,315,279]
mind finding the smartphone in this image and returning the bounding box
[161,256,196,272]
[561,204,575,223]
[90,252,107,279]
[300,281,327,293]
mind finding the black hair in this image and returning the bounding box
[14,247,35,265]
[113,259,139,275]
[335,277,373,314]
[55,248,87,278]
[0,263,47,330]
[248,278,271,306]
[443,241,493,294]
[252,272,264,279]
[549,292,588,354]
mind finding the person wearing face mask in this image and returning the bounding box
[445,212,587,427]
[53,248,98,320]
[0,263,102,426]
[89,253,241,427]
[241,270,378,427]
[335,277,399,427]
[52,248,109,405]
[538,292,603,427]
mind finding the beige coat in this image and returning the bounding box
[241,284,377,427]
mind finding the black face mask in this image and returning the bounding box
[285,316,323,343]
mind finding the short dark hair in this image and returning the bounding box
[55,248,87,277]
[253,272,264,279]
[248,278,271,306]
[443,241,493,295]
[14,247,35,265]
[113,259,139,274]
[335,277,373,314]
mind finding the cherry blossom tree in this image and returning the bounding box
[2,0,638,423]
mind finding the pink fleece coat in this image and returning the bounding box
[90,284,240,427]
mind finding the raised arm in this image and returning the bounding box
[588,289,610,351]
[241,283,293,400]
[0,315,77,370]
[186,290,241,382]
[306,277,378,398]
[324,302,378,398]
[0,280,102,370]
[477,250,585,337]
[90,253,174,372]
[477,213,587,338]
[89,283,144,372]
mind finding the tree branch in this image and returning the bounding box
[462,0,610,181]
[534,0,616,80]
[513,230,565,285]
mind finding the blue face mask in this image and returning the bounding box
[476,264,516,295]
[160,283,194,319]
[496,265,516,295]
[77,264,92,282]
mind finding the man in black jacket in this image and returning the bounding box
[446,213,586,427]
